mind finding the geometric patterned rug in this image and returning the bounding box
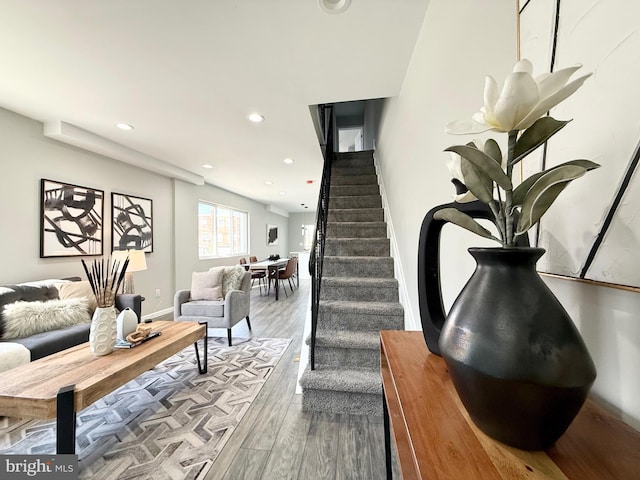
[0,336,291,480]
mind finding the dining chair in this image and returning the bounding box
[269,257,297,297]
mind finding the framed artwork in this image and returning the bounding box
[267,224,278,246]
[520,0,640,290]
[40,179,104,257]
[111,193,153,252]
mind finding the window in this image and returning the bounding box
[302,224,315,251]
[198,202,248,258]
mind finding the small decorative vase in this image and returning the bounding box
[89,306,117,355]
[116,307,138,342]
[439,247,597,450]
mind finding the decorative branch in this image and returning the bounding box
[81,256,129,308]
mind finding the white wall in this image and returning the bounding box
[376,0,640,428]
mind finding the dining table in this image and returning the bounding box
[243,258,290,300]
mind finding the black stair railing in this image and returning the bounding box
[309,104,334,370]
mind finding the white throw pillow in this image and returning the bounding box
[58,280,99,314]
[1,298,91,340]
[222,266,245,296]
[191,270,224,301]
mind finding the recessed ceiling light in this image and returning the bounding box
[115,122,134,131]
[265,180,273,185]
[318,0,351,14]
[248,113,265,123]
[202,164,213,169]
[283,158,294,164]
[279,191,286,195]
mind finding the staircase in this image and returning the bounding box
[300,150,404,416]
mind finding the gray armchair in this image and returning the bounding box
[173,271,251,346]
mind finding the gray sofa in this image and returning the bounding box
[0,278,142,362]
[174,270,251,346]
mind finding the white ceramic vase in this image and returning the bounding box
[89,306,117,355]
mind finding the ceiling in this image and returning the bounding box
[0,0,428,213]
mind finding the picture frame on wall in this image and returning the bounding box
[267,224,278,246]
[111,192,153,252]
[40,178,104,258]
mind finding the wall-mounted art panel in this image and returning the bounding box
[520,0,640,289]
[40,179,103,257]
[112,193,153,252]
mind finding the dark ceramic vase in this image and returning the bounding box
[438,247,597,450]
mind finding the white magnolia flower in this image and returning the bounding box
[446,151,478,203]
[446,59,592,134]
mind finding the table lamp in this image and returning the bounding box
[112,249,147,294]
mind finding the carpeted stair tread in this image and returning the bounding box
[300,365,381,395]
[331,166,376,176]
[331,174,379,186]
[313,330,381,350]
[327,208,384,222]
[329,195,382,209]
[319,300,404,316]
[324,238,390,257]
[326,221,387,238]
[330,184,380,196]
[322,276,398,288]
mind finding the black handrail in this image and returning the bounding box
[309,104,334,370]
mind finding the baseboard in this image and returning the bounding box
[372,150,417,330]
[142,307,173,321]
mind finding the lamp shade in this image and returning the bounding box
[112,249,147,272]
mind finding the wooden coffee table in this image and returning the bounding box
[0,320,207,454]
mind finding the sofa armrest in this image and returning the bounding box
[174,290,191,319]
[115,294,143,322]
[224,289,250,322]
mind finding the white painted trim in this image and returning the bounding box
[142,307,173,321]
[372,151,418,330]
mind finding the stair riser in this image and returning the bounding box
[331,175,378,186]
[331,166,376,176]
[326,224,387,239]
[327,209,384,222]
[330,185,379,197]
[323,259,394,278]
[318,310,404,331]
[321,285,398,302]
[325,241,390,257]
[301,389,382,416]
[333,157,374,168]
[330,196,382,209]
[315,347,380,369]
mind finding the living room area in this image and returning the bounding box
[2,0,640,479]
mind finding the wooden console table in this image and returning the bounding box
[380,330,640,480]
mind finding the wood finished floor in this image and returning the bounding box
[161,278,399,479]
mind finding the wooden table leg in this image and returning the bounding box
[56,384,76,454]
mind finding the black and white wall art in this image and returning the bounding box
[520,0,640,290]
[111,193,153,252]
[267,224,278,246]
[40,179,104,257]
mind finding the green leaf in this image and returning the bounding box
[445,145,512,191]
[484,139,502,164]
[434,208,501,242]
[460,157,494,203]
[511,117,570,166]
[516,165,587,234]
[512,159,600,206]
